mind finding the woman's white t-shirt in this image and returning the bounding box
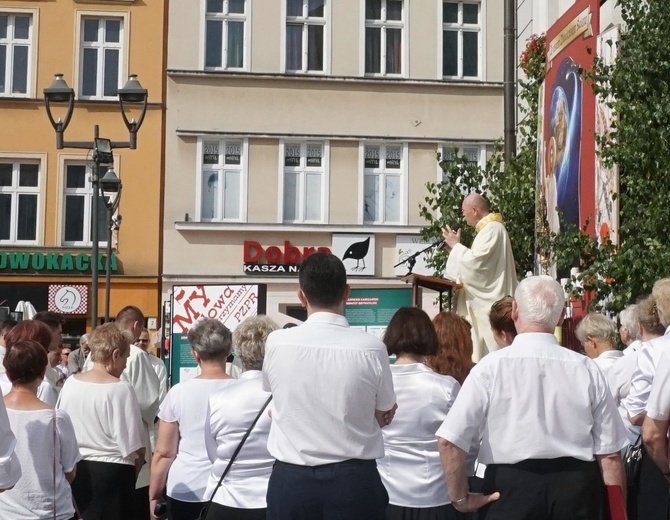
[57,377,144,465]
[0,408,80,520]
[158,378,237,502]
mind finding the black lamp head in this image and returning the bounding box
[118,74,147,104]
[44,73,74,103]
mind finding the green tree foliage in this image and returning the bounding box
[419,34,545,278]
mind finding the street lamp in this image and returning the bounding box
[100,168,122,323]
[44,73,148,330]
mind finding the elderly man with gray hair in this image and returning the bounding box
[576,312,623,377]
[437,275,628,519]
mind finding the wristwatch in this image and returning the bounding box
[452,494,468,507]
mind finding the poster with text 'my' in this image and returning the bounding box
[170,284,267,384]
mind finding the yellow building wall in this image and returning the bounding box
[0,0,166,319]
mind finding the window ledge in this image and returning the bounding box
[175,221,424,234]
[167,69,504,89]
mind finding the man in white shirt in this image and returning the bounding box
[34,311,66,395]
[262,252,397,520]
[437,275,627,519]
[576,312,624,377]
[442,194,518,361]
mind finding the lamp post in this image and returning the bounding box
[100,168,122,323]
[44,73,147,330]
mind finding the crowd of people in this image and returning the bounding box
[1,250,670,520]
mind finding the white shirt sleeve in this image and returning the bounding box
[623,343,654,417]
[56,410,82,473]
[589,367,629,455]
[646,348,670,421]
[436,371,489,453]
[37,380,58,406]
[114,383,146,459]
[157,386,178,423]
[0,400,21,490]
[121,346,161,427]
[375,347,396,412]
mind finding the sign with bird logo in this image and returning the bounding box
[331,234,376,276]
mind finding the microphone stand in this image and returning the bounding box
[394,240,445,276]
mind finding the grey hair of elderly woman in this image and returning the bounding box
[232,315,279,371]
[575,312,618,347]
[187,318,233,361]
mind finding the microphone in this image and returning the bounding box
[450,223,461,234]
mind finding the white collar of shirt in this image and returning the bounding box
[305,312,349,327]
[597,350,624,360]
[237,370,262,382]
[507,332,559,349]
[623,340,641,355]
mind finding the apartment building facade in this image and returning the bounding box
[0,0,165,334]
[163,0,505,322]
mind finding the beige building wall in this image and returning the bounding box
[163,0,504,321]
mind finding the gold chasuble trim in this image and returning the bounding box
[475,213,504,234]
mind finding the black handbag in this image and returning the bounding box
[196,396,272,520]
[623,434,643,488]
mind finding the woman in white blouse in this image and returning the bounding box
[149,318,236,520]
[58,323,145,520]
[1,320,59,405]
[204,315,278,520]
[379,307,463,520]
[1,339,80,520]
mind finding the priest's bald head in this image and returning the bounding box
[462,193,490,227]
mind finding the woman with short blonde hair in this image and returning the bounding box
[58,323,145,520]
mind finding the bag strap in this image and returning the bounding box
[201,395,272,519]
[52,409,57,520]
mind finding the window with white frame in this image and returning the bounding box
[62,163,110,246]
[79,17,124,99]
[442,1,481,79]
[363,143,404,224]
[282,142,325,223]
[205,0,246,70]
[0,161,39,244]
[0,12,32,96]
[365,0,403,76]
[200,139,244,221]
[285,0,325,73]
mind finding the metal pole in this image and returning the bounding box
[90,125,100,331]
[504,0,517,163]
[104,204,113,323]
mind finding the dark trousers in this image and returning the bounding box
[207,502,266,520]
[166,496,207,520]
[479,457,603,520]
[628,448,670,520]
[71,460,136,520]
[266,459,388,520]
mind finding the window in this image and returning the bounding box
[199,139,246,221]
[365,0,403,76]
[205,0,246,70]
[62,163,110,246]
[0,161,39,244]
[0,13,32,96]
[363,143,405,224]
[441,144,485,171]
[282,142,326,223]
[79,17,124,99]
[442,2,481,79]
[285,0,326,73]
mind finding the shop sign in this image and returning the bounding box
[48,285,88,314]
[243,241,331,275]
[0,252,118,274]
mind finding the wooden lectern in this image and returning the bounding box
[401,274,462,311]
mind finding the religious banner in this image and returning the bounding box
[595,25,620,245]
[542,0,600,234]
[170,284,267,384]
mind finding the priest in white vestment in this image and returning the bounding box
[442,194,518,361]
